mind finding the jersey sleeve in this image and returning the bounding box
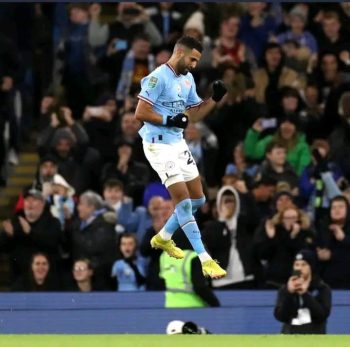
[186,75,203,109]
[138,72,165,106]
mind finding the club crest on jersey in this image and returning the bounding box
[148,76,158,89]
[184,80,191,88]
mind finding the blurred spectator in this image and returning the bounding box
[140,200,167,291]
[147,3,182,45]
[316,195,350,288]
[0,32,21,184]
[278,87,303,121]
[276,6,318,55]
[54,3,108,117]
[281,39,311,74]
[111,233,146,291]
[274,250,331,334]
[155,47,172,67]
[66,190,117,289]
[313,53,342,102]
[107,2,162,48]
[299,83,325,142]
[329,91,350,181]
[212,14,256,75]
[224,142,259,189]
[117,110,145,164]
[272,189,296,215]
[208,64,262,177]
[49,174,75,230]
[66,258,98,292]
[14,154,59,214]
[82,93,119,164]
[101,139,150,205]
[115,34,155,105]
[202,186,257,289]
[183,10,214,79]
[160,237,220,308]
[254,205,314,287]
[239,2,279,64]
[250,177,277,219]
[244,114,311,175]
[318,11,349,60]
[38,107,102,194]
[253,42,305,111]
[11,252,60,292]
[300,140,344,224]
[184,122,218,187]
[0,188,62,280]
[256,141,299,191]
[102,178,147,241]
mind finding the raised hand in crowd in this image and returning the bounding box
[2,220,14,237]
[1,76,13,91]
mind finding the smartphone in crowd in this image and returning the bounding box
[114,40,128,51]
[292,269,302,277]
[261,118,277,129]
[87,107,104,117]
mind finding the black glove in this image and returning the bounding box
[312,149,329,174]
[166,113,188,129]
[211,80,227,102]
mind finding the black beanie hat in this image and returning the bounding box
[295,249,316,273]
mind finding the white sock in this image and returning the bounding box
[198,252,212,263]
[158,228,172,241]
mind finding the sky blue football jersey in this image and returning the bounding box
[138,63,203,144]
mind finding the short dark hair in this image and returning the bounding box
[132,33,150,43]
[103,178,124,191]
[266,141,287,154]
[175,36,203,53]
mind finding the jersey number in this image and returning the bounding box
[184,151,194,165]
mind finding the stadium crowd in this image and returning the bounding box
[0,2,350,301]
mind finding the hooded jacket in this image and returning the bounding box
[202,186,256,287]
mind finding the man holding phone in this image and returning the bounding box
[274,250,332,334]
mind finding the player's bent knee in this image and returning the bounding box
[191,196,206,213]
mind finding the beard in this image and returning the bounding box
[177,59,189,75]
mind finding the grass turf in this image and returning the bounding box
[0,335,350,347]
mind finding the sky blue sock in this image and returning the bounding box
[163,196,206,235]
[175,198,206,254]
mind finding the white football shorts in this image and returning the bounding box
[143,139,199,187]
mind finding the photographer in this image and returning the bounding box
[274,250,332,334]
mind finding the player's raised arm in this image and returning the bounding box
[187,80,227,123]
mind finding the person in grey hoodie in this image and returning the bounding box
[202,185,258,289]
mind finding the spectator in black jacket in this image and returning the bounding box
[101,139,150,205]
[65,258,106,292]
[202,185,257,289]
[254,205,314,288]
[0,32,21,185]
[329,91,350,181]
[0,188,62,280]
[257,140,299,193]
[38,107,101,194]
[316,195,350,288]
[11,252,60,292]
[66,190,117,289]
[274,250,332,334]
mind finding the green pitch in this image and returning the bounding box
[0,335,349,347]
